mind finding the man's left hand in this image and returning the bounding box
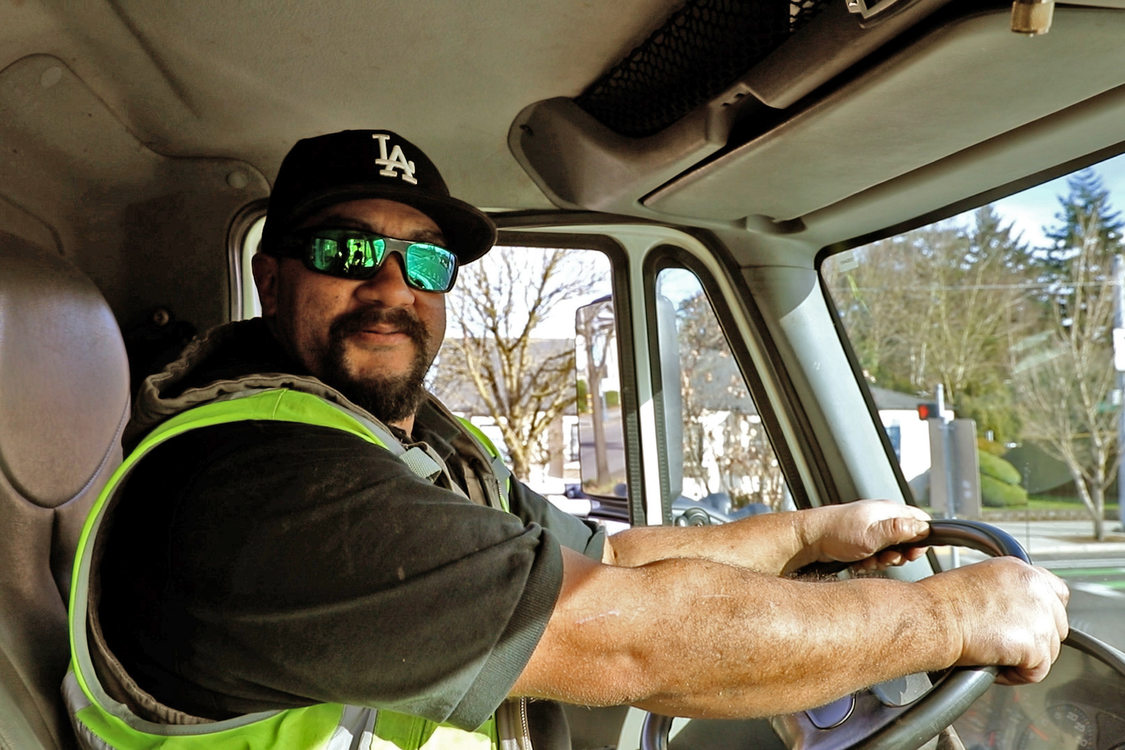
[789,499,931,574]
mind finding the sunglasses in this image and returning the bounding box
[274,228,459,292]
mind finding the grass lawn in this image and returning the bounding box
[1027,495,1119,513]
[917,496,1120,518]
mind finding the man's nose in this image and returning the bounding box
[355,254,415,306]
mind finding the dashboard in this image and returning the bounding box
[952,644,1125,750]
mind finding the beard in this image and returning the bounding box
[318,307,435,425]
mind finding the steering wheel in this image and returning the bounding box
[640,518,1030,750]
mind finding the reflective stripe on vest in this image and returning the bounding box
[67,389,505,749]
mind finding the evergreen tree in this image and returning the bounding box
[1042,169,1123,272]
[969,204,1032,274]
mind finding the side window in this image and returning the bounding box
[235,214,265,320]
[428,244,614,510]
[656,266,790,521]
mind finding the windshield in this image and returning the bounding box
[821,154,1125,654]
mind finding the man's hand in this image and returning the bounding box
[606,498,932,576]
[786,499,932,574]
[923,557,1070,684]
[518,541,1070,716]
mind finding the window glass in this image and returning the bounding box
[821,154,1125,651]
[656,266,791,523]
[237,215,265,320]
[428,244,615,518]
[574,294,624,499]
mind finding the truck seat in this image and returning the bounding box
[0,233,130,749]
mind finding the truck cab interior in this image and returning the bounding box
[3,1,1125,748]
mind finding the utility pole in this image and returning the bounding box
[937,384,960,568]
[1114,255,1125,531]
[925,382,981,566]
[925,384,966,567]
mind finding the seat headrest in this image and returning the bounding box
[0,231,130,750]
[0,232,130,508]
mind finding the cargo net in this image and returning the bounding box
[575,0,830,137]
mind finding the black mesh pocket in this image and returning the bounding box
[575,0,830,137]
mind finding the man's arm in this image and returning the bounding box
[511,504,1069,718]
[602,499,931,575]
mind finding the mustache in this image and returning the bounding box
[330,307,430,347]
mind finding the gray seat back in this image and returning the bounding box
[0,233,130,749]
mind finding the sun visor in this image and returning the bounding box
[643,7,1125,224]
[508,0,953,219]
[511,4,1125,228]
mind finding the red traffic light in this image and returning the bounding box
[917,403,940,420]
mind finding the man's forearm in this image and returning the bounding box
[516,549,959,717]
[603,501,930,576]
[603,511,806,574]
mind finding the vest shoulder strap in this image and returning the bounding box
[193,389,443,481]
[456,418,513,512]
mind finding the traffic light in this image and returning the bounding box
[917,402,940,420]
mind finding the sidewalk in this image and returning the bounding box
[938,516,1125,562]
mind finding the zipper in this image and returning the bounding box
[519,698,530,747]
[496,697,533,750]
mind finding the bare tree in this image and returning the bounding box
[576,299,615,490]
[431,246,602,481]
[1013,214,1121,540]
[825,210,1032,442]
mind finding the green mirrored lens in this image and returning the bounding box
[299,230,455,290]
[405,243,457,291]
[309,235,342,272]
[308,232,384,277]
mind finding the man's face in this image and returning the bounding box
[253,198,448,428]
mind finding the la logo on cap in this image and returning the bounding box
[372,133,418,185]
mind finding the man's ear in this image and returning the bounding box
[251,253,279,316]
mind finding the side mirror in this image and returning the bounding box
[574,294,684,524]
[575,296,624,498]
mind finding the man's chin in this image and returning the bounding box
[341,357,416,385]
[323,331,433,423]
[335,370,426,426]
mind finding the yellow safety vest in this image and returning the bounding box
[66,388,519,750]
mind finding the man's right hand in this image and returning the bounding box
[923,557,1070,684]
[517,544,1071,718]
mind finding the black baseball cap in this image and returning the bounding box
[261,130,497,263]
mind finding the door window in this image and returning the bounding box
[654,266,790,522]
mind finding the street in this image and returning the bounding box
[1044,556,1125,652]
[936,518,1125,654]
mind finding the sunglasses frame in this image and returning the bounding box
[273,227,459,293]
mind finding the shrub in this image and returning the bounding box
[977,437,1007,457]
[977,450,1028,508]
[981,473,1028,507]
[978,450,1022,486]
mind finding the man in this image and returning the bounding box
[65,130,1069,749]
